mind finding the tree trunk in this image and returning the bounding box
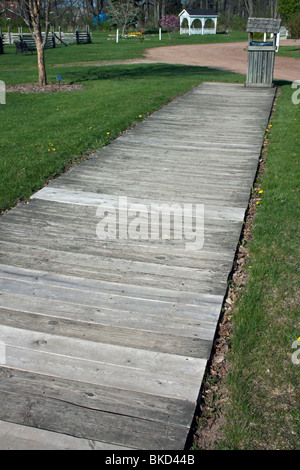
[36,42,47,87]
[272,0,278,18]
[244,0,254,17]
[29,0,50,87]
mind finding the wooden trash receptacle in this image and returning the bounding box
[246,18,281,88]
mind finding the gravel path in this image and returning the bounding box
[144,40,300,82]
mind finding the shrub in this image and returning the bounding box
[159,14,179,38]
[288,12,300,38]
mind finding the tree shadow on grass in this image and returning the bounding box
[52,63,245,84]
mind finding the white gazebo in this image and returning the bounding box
[179,9,218,35]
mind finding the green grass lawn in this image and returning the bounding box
[277,45,300,59]
[222,84,300,450]
[0,30,248,71]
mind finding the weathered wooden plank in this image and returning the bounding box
[0,210,244,241]
[0,292,220,340]
[0,246,231,286]
[0,239,235,270]
[0,325,207,400]
[0,324,208,377]
[0,366,195,427]
[0,389,188,450]
[0,307,216,355]
[46,170,255,191]
[0,264,225,307]
[12,195,247,223]
[0,225,239,260]
[0,229,240,271]
[0,420,130,450]
[0,256,229,296]
[32,182,251,207]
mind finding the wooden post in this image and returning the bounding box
[86,25,91,43]
[52,28,56,48]
[8,26,11,45]
[116,29,119,43]
[0,29,3,55]
[159,28,161,40]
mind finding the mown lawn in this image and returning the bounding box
[0,30,248,70]
[221,84,300,450]
[277,45,300,59]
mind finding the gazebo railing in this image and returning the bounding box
[180,28,216,35]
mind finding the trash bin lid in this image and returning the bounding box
[250,41,274,46]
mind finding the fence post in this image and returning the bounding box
[0,29,3,55]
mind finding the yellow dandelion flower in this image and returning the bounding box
[107,132,110,135]
[256,201,260,205]
[248,266,252,269]
[259,190,263,194]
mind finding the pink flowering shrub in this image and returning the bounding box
[160,15,180,38]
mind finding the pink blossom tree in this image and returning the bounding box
[160,15,180,38]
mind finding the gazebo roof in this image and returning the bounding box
[180,9,218,17]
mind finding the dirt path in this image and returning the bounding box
[144,40,300,82]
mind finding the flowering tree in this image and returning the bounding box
[160,14,179,38]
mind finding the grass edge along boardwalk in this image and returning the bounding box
[0,82,275,450]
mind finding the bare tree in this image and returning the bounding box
[1,0,83,86]
[1,0,51,86]
[244,0,254,16]
[107,0,139,35]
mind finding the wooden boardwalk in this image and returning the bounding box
[0,83,275,450]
